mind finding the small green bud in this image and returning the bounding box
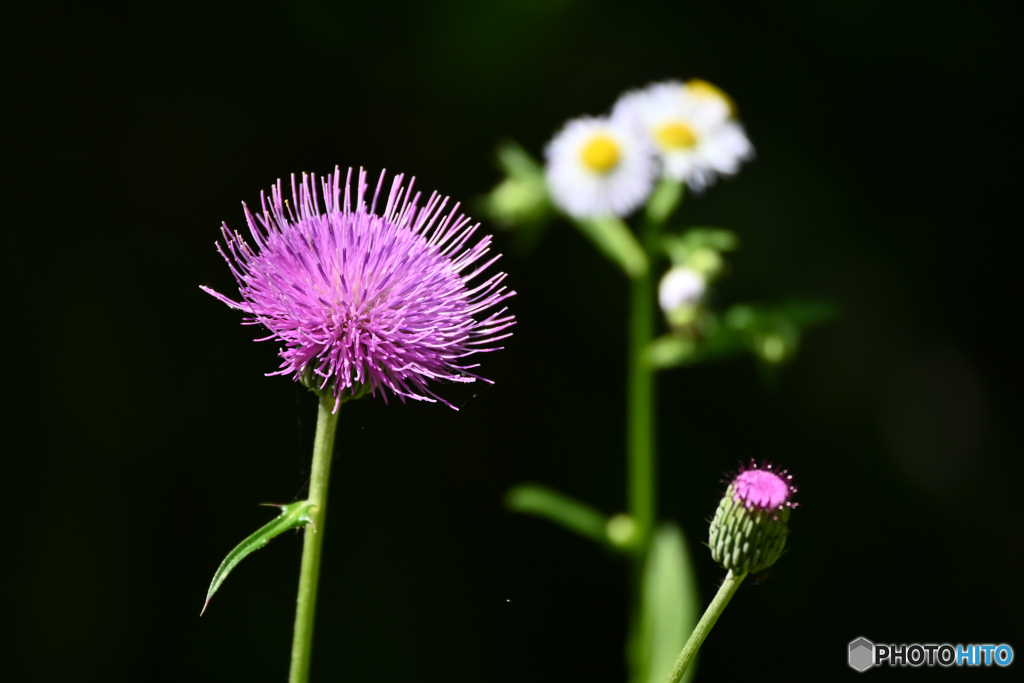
[686,248,723,278]
[755,332,790,364]
[709,463,797,575]
[666,304,700,329]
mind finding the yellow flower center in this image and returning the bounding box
[686,78,737,116]
[580,135,621,173]
[656,122,698,150]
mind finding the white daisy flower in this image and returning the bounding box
[658,266,706,314]
[613,79,754,191]
[544,116,657,218]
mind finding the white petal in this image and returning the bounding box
[544,116,657,219]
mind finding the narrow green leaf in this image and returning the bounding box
[660,235,691,267]
[629,524,701,683]
[679,227,739,252]
[645,178,684,225]
[505,483,609,545]
[646,335,698,369]
[495,139,544,177]
[201,500,314,615]
[575,216,649,279]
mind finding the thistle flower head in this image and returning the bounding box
[709,461,798,575]
[202,168,515,410]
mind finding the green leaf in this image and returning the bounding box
[661,228,737,272]
[645,178,685,225]
[629,524,701,683]
[495,139,543,177]
[575,216,649,279]
[485,141,550,225]
[647,324,746,370]
[660,235,691,267]
[649,299,837,370]
[646,335,698,368]
[480,141,552,252]
[725,300,836,364]
[679,228,739,252]
[201,500,315,615]
[505,483,609,545]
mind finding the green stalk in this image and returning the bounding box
[289,394,340,683]
[627,216,658,551]
[627,178,683,553]
[625,212,659,683]
[664,571,747,683]
[626,179,685,683]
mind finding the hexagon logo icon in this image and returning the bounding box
[849,637,874,672]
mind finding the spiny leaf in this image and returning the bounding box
[201,500,314,615]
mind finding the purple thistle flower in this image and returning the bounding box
[729,460,798,511]
[709,461,798,574]
[202,167,515,410]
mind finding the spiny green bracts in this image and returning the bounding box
[709,462,797,574]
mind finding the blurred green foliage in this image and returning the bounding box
[629,525,699,683]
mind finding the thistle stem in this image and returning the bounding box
[665,570,747,683]
[289,394,340,683]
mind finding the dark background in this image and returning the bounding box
[3,1,1022,681]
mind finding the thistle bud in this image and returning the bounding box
[709,462,797,575]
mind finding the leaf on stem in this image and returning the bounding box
[628,524,701,683]
[505,483,610,545]
[648,299,836,370]
[661,229,738,268]
[480,141,552,252]
[575,216,649,278]
[647,336,698,368]
[678,228,739,251]
[201,500,315,615]
[645,178,685,225]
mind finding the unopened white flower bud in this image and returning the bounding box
[659,266,706,314]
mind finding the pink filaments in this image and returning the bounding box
[730,461,798,510]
